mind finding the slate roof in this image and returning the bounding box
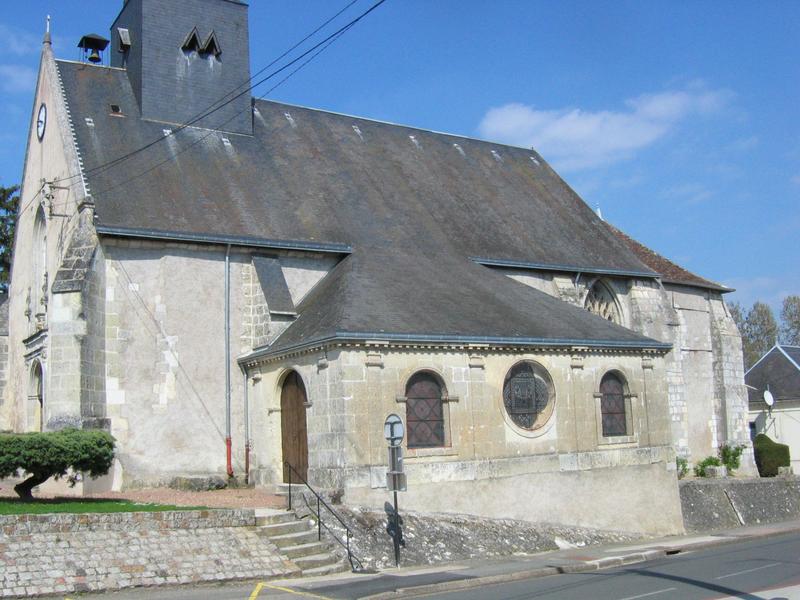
[746,345,800,406]
[57,60,672,354]
[257,246,663,357]
[605,222,731,292]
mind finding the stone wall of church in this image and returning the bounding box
[0,331,8,423]
[502,268,752,471]
[248,346,683,535]
[95,241,337,487]
[2,45,91,432]
[101,240,248,485]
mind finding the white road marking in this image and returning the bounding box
[616,587,677,600]
[715,562,782,580]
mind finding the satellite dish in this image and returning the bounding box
[764,390,775,407]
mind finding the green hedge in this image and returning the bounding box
[0,429,115,498]
[753,433,790,477]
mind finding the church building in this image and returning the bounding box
[1,0,752,535]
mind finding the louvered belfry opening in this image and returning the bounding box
[600,373,627,436]
[405,372,445,448]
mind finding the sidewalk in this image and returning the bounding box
[266,519,800,600]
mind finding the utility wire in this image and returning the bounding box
[54,0,386,186]
[90,22,355,199]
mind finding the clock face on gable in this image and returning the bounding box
[36,103,47,141]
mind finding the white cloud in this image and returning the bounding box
[477,84,732,172]
[663,182,715,205]
[728,136,759,152]
[0,65,36,94]
[0,24,44,57]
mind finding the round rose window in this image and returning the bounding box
[502,361,555,431]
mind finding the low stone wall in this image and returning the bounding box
[0,509,295,597]
[680,477,800,533]
[322,506,640,571]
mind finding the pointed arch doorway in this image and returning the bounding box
[280,371,308,483]
[29,361,44,432]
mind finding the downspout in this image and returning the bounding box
[225,244,233,478]
[243,369,251,484]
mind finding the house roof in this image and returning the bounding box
[57,60,672,354]
[605,222,732,293]
[746,344,800,405]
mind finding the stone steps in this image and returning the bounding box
[282,541,331,559]
[256,509,348,576]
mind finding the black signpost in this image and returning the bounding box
[384,414,406,567]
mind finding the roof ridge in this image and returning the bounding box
[777,344,800,373]
[255,98,547,155]
[746,343,780,375]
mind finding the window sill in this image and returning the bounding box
[597,435,637,447]
[405,447,458,459]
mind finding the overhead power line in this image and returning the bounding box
[90,21,357,199]
[54,0,387,187]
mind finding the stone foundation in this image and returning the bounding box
[0,509,295,597]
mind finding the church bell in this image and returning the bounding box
[78,33,110,65]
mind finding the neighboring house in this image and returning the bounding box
[0,0,753,534]
[747,344,800,470]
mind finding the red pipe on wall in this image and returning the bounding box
[245,443,251,484]
[225,437,234,478]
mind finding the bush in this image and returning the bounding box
[0,429,115,499]
[753,433,790,477]
[694,456,722,478]
[676,457,689,479]
[719,444,745,475]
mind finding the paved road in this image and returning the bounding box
[414,532,800,600]
[70,532,800,600]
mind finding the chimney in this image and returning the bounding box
[110,0,252,136]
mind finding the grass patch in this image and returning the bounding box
[0,498,206,515]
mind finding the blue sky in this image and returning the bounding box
[1,1,798,309]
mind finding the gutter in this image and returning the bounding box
[239,331,672,365]
[471,257,659,279]
[96,225,352,254]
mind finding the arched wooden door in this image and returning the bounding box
[281,371,309,483]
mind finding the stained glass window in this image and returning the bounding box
[406,372,445,448]
[600,373,627,437]
[502,362,554,431]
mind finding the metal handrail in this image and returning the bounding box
[285,461,364,572]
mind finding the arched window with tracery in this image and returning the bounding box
[405,372,446,448]
[600,372,627,437]
[584,280,621,324]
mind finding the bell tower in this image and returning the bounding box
[110,0,252,136]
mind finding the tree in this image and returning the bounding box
[781,295,800,346]
[0,429,115,499]
[742,302,779,369]
[728,301,746,335]
[0,185,20,293]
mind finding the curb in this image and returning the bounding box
[359,525,800,599]
[361,551,666,600]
